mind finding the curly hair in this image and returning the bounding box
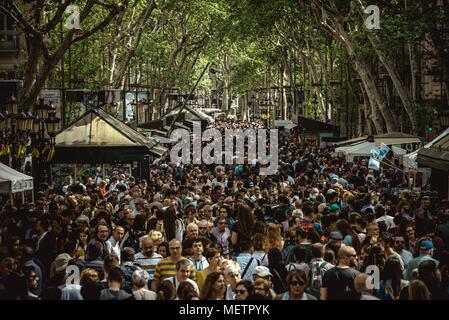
[177,281,199,300]
[263,223,283,252]
[200,271,225,300]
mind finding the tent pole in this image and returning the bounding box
[22,191,25,204]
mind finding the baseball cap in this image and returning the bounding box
[252,266,273,278]
[420,240,434,250]
[330,231,344,241]
[329,204,341,212]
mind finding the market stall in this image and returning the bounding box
[0,162,34,204]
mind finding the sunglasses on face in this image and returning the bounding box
[170,247,181,250]
[290,280,305,286]
[236,289,247,294]
[395,241,404,244]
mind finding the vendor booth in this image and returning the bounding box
[0,162,34,204]
[335,141,406,162]
[51,108,167,187]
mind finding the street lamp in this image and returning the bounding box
[30,99,61,193]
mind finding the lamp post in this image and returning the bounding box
[31,99,61,193]
[0,95,33,169]
[312,95,318,120]
[1,96,60,196]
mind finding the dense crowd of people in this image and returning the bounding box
[1,119,449,300]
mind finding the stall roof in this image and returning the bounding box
[335,141,406,162]
[53,108,167,162]
[418,127,449,171]
[0,162,33,193]
[374,132,421,145]
[404,127,449,169]
[297,116,339,133]
[335,132,420,147]
[164,105,214,123]
[275,120,297,130]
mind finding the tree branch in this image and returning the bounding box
[43,0,73,33]
[70,3,122,45]
[3,0,42,40]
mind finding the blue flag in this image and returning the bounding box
[378,143,390,159]
[368,157,380,171]
[370,148,380,160]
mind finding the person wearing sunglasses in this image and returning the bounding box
[394,235,413,268]
[235,280,255,300]
[151,239,186,291]
[275,269,316,300]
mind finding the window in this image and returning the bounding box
[0,13,17,50]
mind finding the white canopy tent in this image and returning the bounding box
[0,162,34,203]
[335,141,406,162]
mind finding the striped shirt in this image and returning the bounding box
[134,252,163,280]
[153,257,186,281]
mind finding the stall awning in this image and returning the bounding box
[335,132,421,147]
[0,162,33,193]
[417,127,449,171]
[275,120,297,130]
[53,108,167,163]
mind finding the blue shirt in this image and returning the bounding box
[236,253,259,280]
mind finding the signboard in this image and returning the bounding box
[40,89,62,118]
[12,179,33,192]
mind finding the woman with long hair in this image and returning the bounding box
[177,281,200,300]
[336,220,361,254]
[263,223,284,252]
[74,227,90,260]
[200,272,226,300]
[408,280,431,300]
[377,257,409,300]
[231,205,254,254]
[162,207,185,242]
[156,280,176,300]
[196,248,222,291]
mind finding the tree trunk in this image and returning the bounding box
[112,0,157,89]
[301,53,326,120]
[360,83,380,134]
[367,34,417,134]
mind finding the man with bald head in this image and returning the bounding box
[134,236,162,288]
[151,239,185,291]
[354,273,380,300]
[321,246,360,300]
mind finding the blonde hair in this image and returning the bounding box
[254,278,271,296]
[263,223,283,252]
[409,280,431,300]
